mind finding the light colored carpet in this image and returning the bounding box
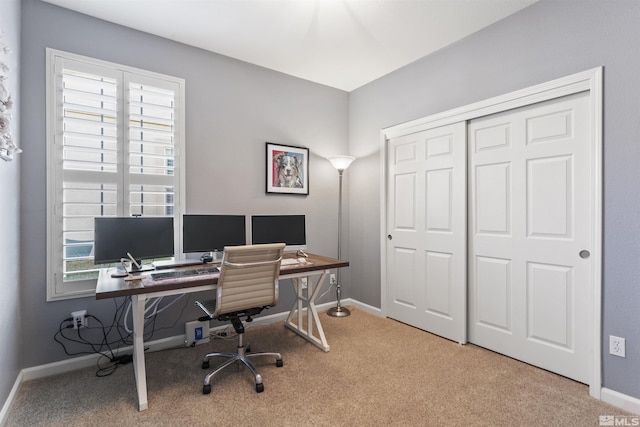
[6,308,629,426]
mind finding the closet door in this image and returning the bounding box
[386,122,467,343]
[468,92,592,382]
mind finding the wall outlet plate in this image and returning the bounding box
[71,310,88,329]
[609,335,626,358]
[185,320,211,347]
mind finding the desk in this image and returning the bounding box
[96,252,348,411]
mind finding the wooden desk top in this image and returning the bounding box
[95,252,349,300]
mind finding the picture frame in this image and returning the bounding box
[266,142,309,195]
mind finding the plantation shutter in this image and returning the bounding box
[127,75,177,217]
[47,50,184,300]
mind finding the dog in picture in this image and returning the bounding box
[274,153,304,188]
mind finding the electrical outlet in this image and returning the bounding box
[330,274,336,285]
[71,310,88,329]
[609,335,626,358]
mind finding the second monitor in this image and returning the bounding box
[183,215,246,256]
[251,214,306,251]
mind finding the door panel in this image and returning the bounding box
[527,262,572,348]
[425,251,453,317]
[386,122,467,343]
[468,91,591,383]
[393,247,417,309]
[527,156,572,238]
[476,163,511,235]
[426,169,452,231]
[476,256,511,332]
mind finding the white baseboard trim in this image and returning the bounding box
[343,298,383,317]
[1,299,383,424]
[21,313,296,383]
[0,311,295,424]
[20,334,187,382]
[1,300,350,423]
[20,301,361,381]
[0,370,23,427]
[23,300,640,425]
[601,387,640,415]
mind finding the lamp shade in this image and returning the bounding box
[328,155,356,171]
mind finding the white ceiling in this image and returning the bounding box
[42,0,537,92]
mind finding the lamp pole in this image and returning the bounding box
[327,155,355,318]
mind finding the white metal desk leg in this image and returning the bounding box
[307,272,330,351]
[284,270,330,352]
[131,294,148,411]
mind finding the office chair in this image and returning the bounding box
[195,243,285,394]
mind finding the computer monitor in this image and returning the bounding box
[94,217,174,271]
[183,214,246,254]
[251,214,306,251]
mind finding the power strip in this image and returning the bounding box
[185,320,211,347]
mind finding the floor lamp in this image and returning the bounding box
[327,155,355,318]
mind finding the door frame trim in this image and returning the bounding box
[380,67,603,398]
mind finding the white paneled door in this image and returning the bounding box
[386,123,467,344]
[385,91,593,383]
[468,92,591,383]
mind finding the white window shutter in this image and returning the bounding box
[47,49,184,300]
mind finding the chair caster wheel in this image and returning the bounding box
[256,383,264,393]
[203,384,211,394]
[202,361,209,369]
[276,359,283,367]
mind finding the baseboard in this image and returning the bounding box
[20,321,279,383]
[20,333,186,382]
[343,298,383,317]
[5,299,640,422]
[1,299,394,424]
[0,370,23,427]
[7,303,338,383]
[601,387,640,416]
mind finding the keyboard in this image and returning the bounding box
[151,266,219,281]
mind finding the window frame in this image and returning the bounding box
[46,49,186,301]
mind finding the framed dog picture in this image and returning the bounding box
[266,142,309,195]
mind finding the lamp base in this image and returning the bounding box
[327,305,351,317]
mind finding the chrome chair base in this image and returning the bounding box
[201,334,282,394]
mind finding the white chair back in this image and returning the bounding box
[214,243,285,317]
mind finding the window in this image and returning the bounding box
[46,49,185,300]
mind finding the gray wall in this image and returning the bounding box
[13,0,640,407]
[0,0,22,410]
[20,0,348,368]
[348,0,640,399]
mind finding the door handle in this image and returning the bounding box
[579,250,590,259]
[387,234,393,240]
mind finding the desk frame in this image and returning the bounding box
[284,271,330,352]
[96,253,347,411]
[130,284,213,411]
